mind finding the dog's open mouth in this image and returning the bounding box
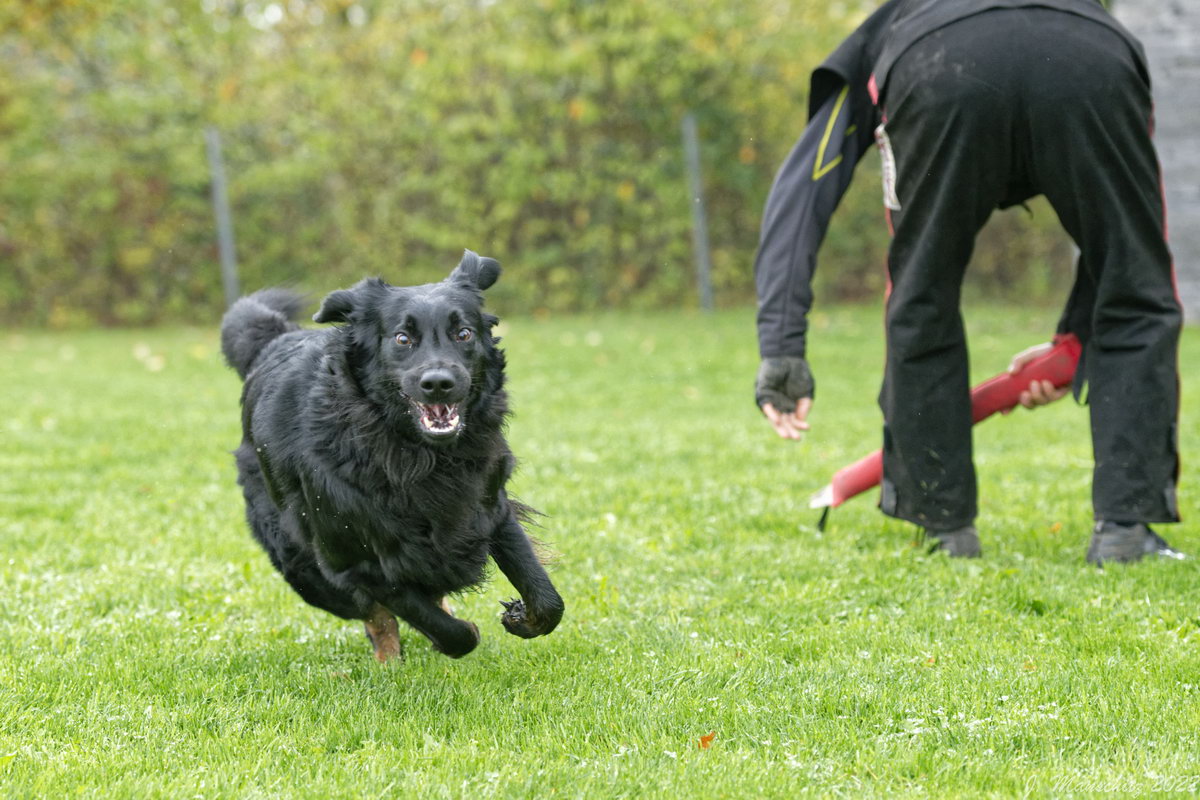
[415,402,462,436]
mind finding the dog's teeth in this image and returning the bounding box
[415,401,462,435]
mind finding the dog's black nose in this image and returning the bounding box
[419,369,457,398]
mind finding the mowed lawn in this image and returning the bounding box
[1,304,1198,799]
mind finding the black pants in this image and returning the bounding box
[877,8,1181,529]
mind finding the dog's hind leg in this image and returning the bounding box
[379,587,480,658]
[490,512,564,639]
[363,604,402,663]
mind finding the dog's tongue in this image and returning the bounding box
[427,404,452,422]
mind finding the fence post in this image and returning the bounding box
[205,126,240,307]
[682,112,715,312]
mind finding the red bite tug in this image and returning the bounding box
[810,334,1082,517]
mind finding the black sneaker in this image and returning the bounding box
[1086,521,1186,565]
[926,525,982,558]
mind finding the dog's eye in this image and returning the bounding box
[395,332,413,346]
[455,327,474,343]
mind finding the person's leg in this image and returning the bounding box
[876,18,1017,536]
[1020,11,1182,551]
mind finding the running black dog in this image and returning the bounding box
[220,251,563,660]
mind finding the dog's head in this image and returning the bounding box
[313,250,504,445]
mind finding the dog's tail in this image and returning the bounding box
[220,288,307,379]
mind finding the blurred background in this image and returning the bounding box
[0,0,1088,327]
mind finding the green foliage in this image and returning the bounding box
[1,306,1198,796]
[1,1,1072,326]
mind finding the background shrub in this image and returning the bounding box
[0,0,1073,326]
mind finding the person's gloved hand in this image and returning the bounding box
[755,356,814,440]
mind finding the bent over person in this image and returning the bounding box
[752,0,1184,563]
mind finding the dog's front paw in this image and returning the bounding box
[433,620,480,659]
[499,597,562,638]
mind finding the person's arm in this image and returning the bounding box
[754,79,875,438]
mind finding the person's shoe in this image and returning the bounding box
[926,525,982,558]
[1086,521,1186,565]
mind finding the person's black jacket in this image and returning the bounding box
[754,0,1147,360]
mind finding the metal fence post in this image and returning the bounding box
[682,112,715,312]
[205,126,240,307]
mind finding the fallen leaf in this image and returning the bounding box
[698,731,716,750]
[218,77,239,101]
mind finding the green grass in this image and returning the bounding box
[2,304,1198,799]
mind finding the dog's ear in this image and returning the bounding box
[312,278,386,324]
[312,289,355,324]
[449,250,501,291]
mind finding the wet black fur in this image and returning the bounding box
[220,251,563,658]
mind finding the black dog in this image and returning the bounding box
[219,251,563,660]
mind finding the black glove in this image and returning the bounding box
[755,356,815,412]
